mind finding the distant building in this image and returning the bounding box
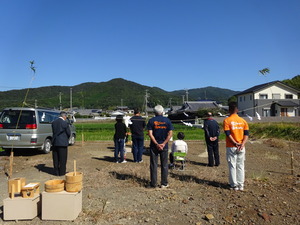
[168,100,221,123]
[177,101,219,114]
[236,81,300,117]
[110,110,125,117]
[116,106,129,111]
[75,109,102,117]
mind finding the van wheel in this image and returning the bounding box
[69,134,76,145]
[42,138,52,154]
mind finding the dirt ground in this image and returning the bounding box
[0,138,300,225]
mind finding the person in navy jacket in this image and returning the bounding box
[51,111,71,176]
[203,112,220,167]
[147,105,173,188]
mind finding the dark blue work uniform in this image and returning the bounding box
[147,115,174,187]
[129,115,146,162]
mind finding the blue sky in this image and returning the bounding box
[0,0,299,92]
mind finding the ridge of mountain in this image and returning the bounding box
[1,76,298,110]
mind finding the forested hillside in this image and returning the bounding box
[171,86,239,103]
[283,75,300,90]
[1,75,298,110]
[0,79,178,109]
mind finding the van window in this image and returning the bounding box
[38,111,59,124]
[0,110,36,129]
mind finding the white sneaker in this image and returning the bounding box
[230,186,239,191]
[161,184,169,188]
[121,160,127,163]
[138,160,143,163]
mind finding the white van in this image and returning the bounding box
[0,108,76,153]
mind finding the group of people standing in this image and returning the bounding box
[50,102,248,192]
[113,108,146,163]
[51,102,249,192]
[113,105,174,188]
[112,102,249,191]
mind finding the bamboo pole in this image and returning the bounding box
[291,152,294,175]
[81,133,84,147]
[74,160,77,176]
[9,151,14,178]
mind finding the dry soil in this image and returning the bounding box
[0,139,300,225]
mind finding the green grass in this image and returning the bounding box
[75,122,115,141]
[74,122,226,141]
[249,123,300,142]
[74,121,300,142]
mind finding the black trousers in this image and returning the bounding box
[206,140,220,167]
[52,146,68,176]
[169,153,174,164]
[150,147,168,187]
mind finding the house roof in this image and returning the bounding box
[177,101,219,113]
[236,80,300,96]
[169,105,181,111]
[111,110,125,116]
[274,101,299,107]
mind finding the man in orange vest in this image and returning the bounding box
[223,102,249,191]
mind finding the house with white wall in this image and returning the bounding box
[236,81,300,117]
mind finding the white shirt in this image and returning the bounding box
[171,140,188,153]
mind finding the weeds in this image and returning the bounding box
[264,151,280,160]
[250,171,269,182]
[263,139,288,149]
[250,123,300,142]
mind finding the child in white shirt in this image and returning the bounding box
[169,132,188,167]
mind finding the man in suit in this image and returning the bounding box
[52,111,71,176]
[203,112,220,167]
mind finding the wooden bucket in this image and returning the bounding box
[65,172,83,192]
[44,179,65,192]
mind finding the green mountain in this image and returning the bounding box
[0,78,181,110]
[171,86,239,103]
[0,78,242,110]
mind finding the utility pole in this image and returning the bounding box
[185,89,189,102]
[182,95,185,104]
[70,88,73,113]
[168,98,172,108]
[59,92,62,111]
[80,91,84,110]
[35,99,37,108]
[144,89,150,117]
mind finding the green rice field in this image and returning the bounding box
[74,121,300,142]
[74,122,226,142]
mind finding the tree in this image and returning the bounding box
[228,95,237,104]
